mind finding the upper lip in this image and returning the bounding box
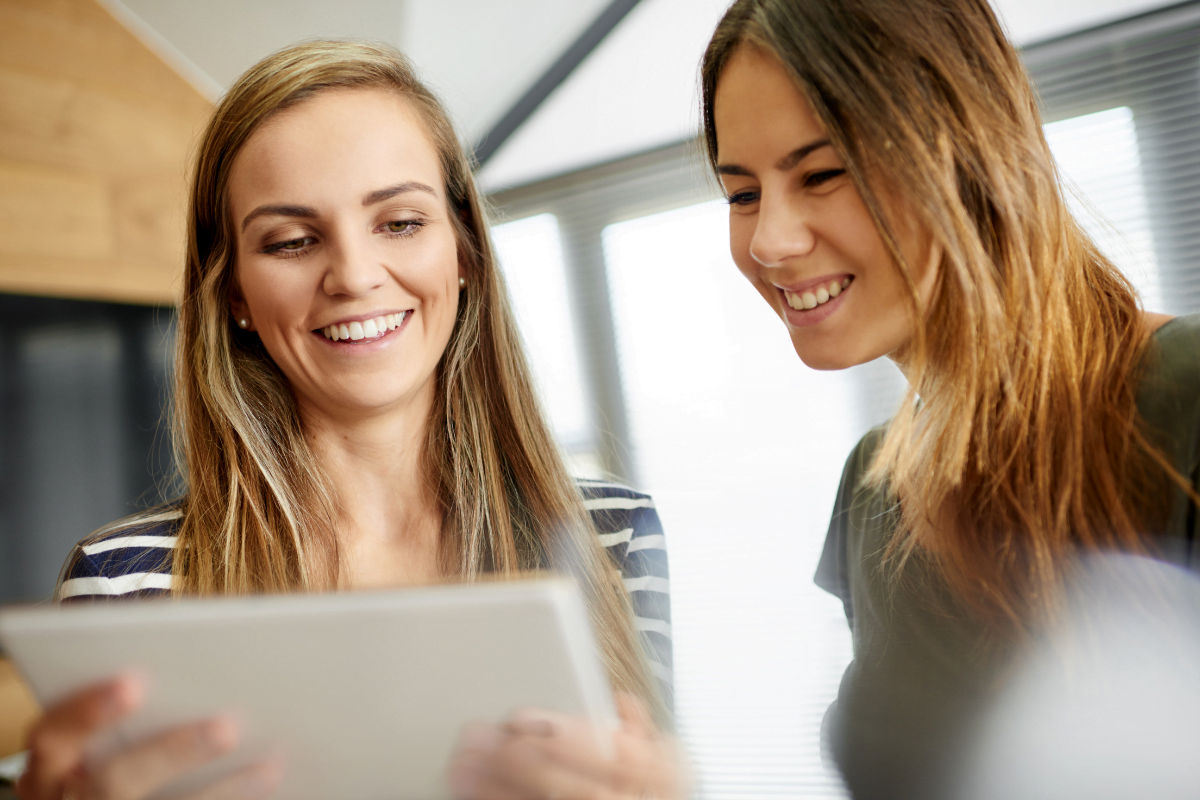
[773,273,852,294]
[314,309,408,330]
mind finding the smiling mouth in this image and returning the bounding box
[784,277,853,311]
[319,311,409,342]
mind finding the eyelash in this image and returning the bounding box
[259,219,426,258]
[806,169,846,187]
[725,169,847,206]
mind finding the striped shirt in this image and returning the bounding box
[59,479,673,706]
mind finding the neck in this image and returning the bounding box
[298,382,444,589]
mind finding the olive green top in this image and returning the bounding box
[816,314,1200,799]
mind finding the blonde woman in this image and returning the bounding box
[701,0,1200,798]
[17,41,685,800]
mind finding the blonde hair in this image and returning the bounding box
[702,0,1189,631]
[109,40,659,720]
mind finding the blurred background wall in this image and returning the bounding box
[3,0,1200,795]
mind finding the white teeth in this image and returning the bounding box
[785,279,851,311]
[326,314,406,343]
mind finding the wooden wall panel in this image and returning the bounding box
[0,0,212,304]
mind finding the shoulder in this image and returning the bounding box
[57,507,182,603]
[572,477,668,611]
[572,478,673,695]
[1139,314,1200,471]
[573,478,662,555]
[1145,314,1200,388]
[837,423,888,499]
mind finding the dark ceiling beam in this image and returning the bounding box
[471,0,644,168]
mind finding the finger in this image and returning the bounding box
[506,710,652,786]
[447,740,531,800]
[18,675,143,800]
[87,716,239,800]
[486,741,628,800]
[185,758,283,800]
[504,718,682,799]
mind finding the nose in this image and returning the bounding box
[749,192,816,268]
[321,231,388,297]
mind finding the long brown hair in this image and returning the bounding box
[702,0,1187,631]
[98,40,659,719]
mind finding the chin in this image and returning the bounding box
[789,334,879,372]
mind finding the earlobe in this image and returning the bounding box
[228,282,253,332]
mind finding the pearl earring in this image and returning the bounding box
[459,277,466,289]
[238,318,249,329]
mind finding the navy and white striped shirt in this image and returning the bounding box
[59,479,673,705]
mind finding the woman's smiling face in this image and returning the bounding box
[713,44,935,371]
[227,87,461,422]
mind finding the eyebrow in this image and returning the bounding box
[362,181,438,205]
[240,182,439,232]
[715,139,833,177]
[241,204,316,232]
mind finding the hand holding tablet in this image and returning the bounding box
[0,579,617,800]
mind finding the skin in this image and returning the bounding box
[713,44,939,371]
[226,87,456,589]
[18,87,686,800]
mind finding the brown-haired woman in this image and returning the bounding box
[16,40,686,800]
[701,0,1200,797]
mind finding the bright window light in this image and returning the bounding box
[491,213,592,454]
[604,200,859,799]
[1045,106,1161,310]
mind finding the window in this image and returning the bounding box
[1045,107,1161,309]
[491,213,600,476]
[604,200,856,797]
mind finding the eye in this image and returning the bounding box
[381,219,425,237]
[261,236,316,257]
[805,169,846,188]
[726,190,760,207]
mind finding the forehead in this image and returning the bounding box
[713,45,826,164]
[228,87,444,210]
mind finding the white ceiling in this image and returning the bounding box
[103,0,1182,191]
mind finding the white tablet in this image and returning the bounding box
[0,578,617,800]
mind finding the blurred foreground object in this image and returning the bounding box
[0,657,39,758]
[962,553,1200,799]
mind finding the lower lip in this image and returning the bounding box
[781,284,850,328]
[315,313,411,350]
